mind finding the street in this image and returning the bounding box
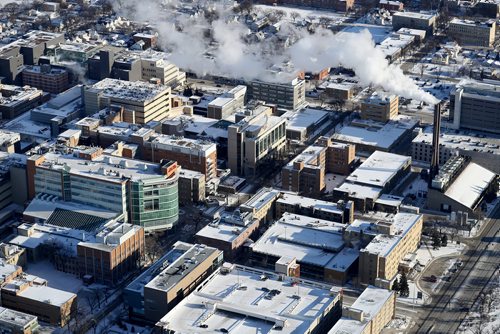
[414,203,500,333]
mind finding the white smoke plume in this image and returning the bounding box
[111,0,438,104]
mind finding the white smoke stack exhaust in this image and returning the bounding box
[112,0,438,104]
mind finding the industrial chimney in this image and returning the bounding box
[429,103,442,186]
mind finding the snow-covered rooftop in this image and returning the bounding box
[158,264,340,334]
[444,162,497,209]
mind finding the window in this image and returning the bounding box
[144,198,160,211]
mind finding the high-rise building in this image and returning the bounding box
[228,107,287,176]
[27,148,179,231]
[249,78,306,110]
[22,65,69,94]
[450,80,500,134]
[83,78,171,124]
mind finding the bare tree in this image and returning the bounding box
[290,11,301,23]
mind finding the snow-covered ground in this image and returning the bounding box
[386,315,413,331]
[415,242,465,268]
[254,4,351,25]
[25,260,83,293]
[458,271,500,334]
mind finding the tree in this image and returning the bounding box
[399,272,410,297]
[290,11,301,23]
[441,234,448,247]
[392,277,400,293]
[432,231,441,249]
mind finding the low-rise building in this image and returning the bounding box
[239,187,281,222]
[361,93,399,123]
[251,212,358,283]
[124,242,223,323]
[0,306,39,334]
[207,86,247,119]
[448,19,496,47]
[178,169,206,204]
[411,129,500,174]
[329,286,395,334]
[196,210,259,261]
[358,212,423,287]
[332,117,418,154]
[427,156,498,218]
[282,145,326,195]
[392,12,437,35]
[22,65,69,94]
[0,130,21,153]
[0,84,44,120]
[155,264,342,334]
[282,107,332,142]
[334,151,411,212]
[276,192,354,224]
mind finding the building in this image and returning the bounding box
[124,242,223,323]
[0,130,21,153]
[473,0,500,18]
[239,187,281,222]
[333,117,418,154]
[77,220,145,285]
[358,212,423,287]
[249,78,306,110]
[427,156,498,218]
[282,107,332,142]
[450,80,500,134]
[196,210,260,261]
[155,264,342,334]
[0,45,24,85]
[0,243,27,268]
[411,129,500,174]
[282,145,326,195]
[228,109,287,176]
[27,148,179,231]
[0,306,39,334]
[133,33,158,49]
[317,137,356,175]
[22,65,69,94]
[1,279,76,327]
[276,192,354,224]
[379,0,404,11]
[178,169,206,204]
[207,86,247,119]
[139,52,186,87]
[329,286,395,334]
[251,212,359,283]
[334,151,411,212]
[361,93,399,122]
[0,84,44,120]
[142,134,217,180]
[448,19,496,47]
[83,78,171,124]
[261,0,354,11]
[392,12,437,35]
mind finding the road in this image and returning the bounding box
[414,203,500,334]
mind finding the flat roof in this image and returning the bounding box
[240,187,281,212]
[329,286,394,334]
[282,108,329,133]
[333,117,417,150]
[149,134,217,156]
[145,243,221,292]
[277,193,345,215]
[334,182,382,200]
[159,265,340,334]
[251,213,345,267]
[18,285,75,307]
[38,151,165,183]
[0,307,37,328]
[444,162,496,209]
[393,11,436,20]
[346,151,410,188]
[89,78,169,103]
[412,129,500,155]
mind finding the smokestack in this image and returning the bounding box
[429,103,442,186]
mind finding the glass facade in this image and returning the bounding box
[129,176,179,231]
